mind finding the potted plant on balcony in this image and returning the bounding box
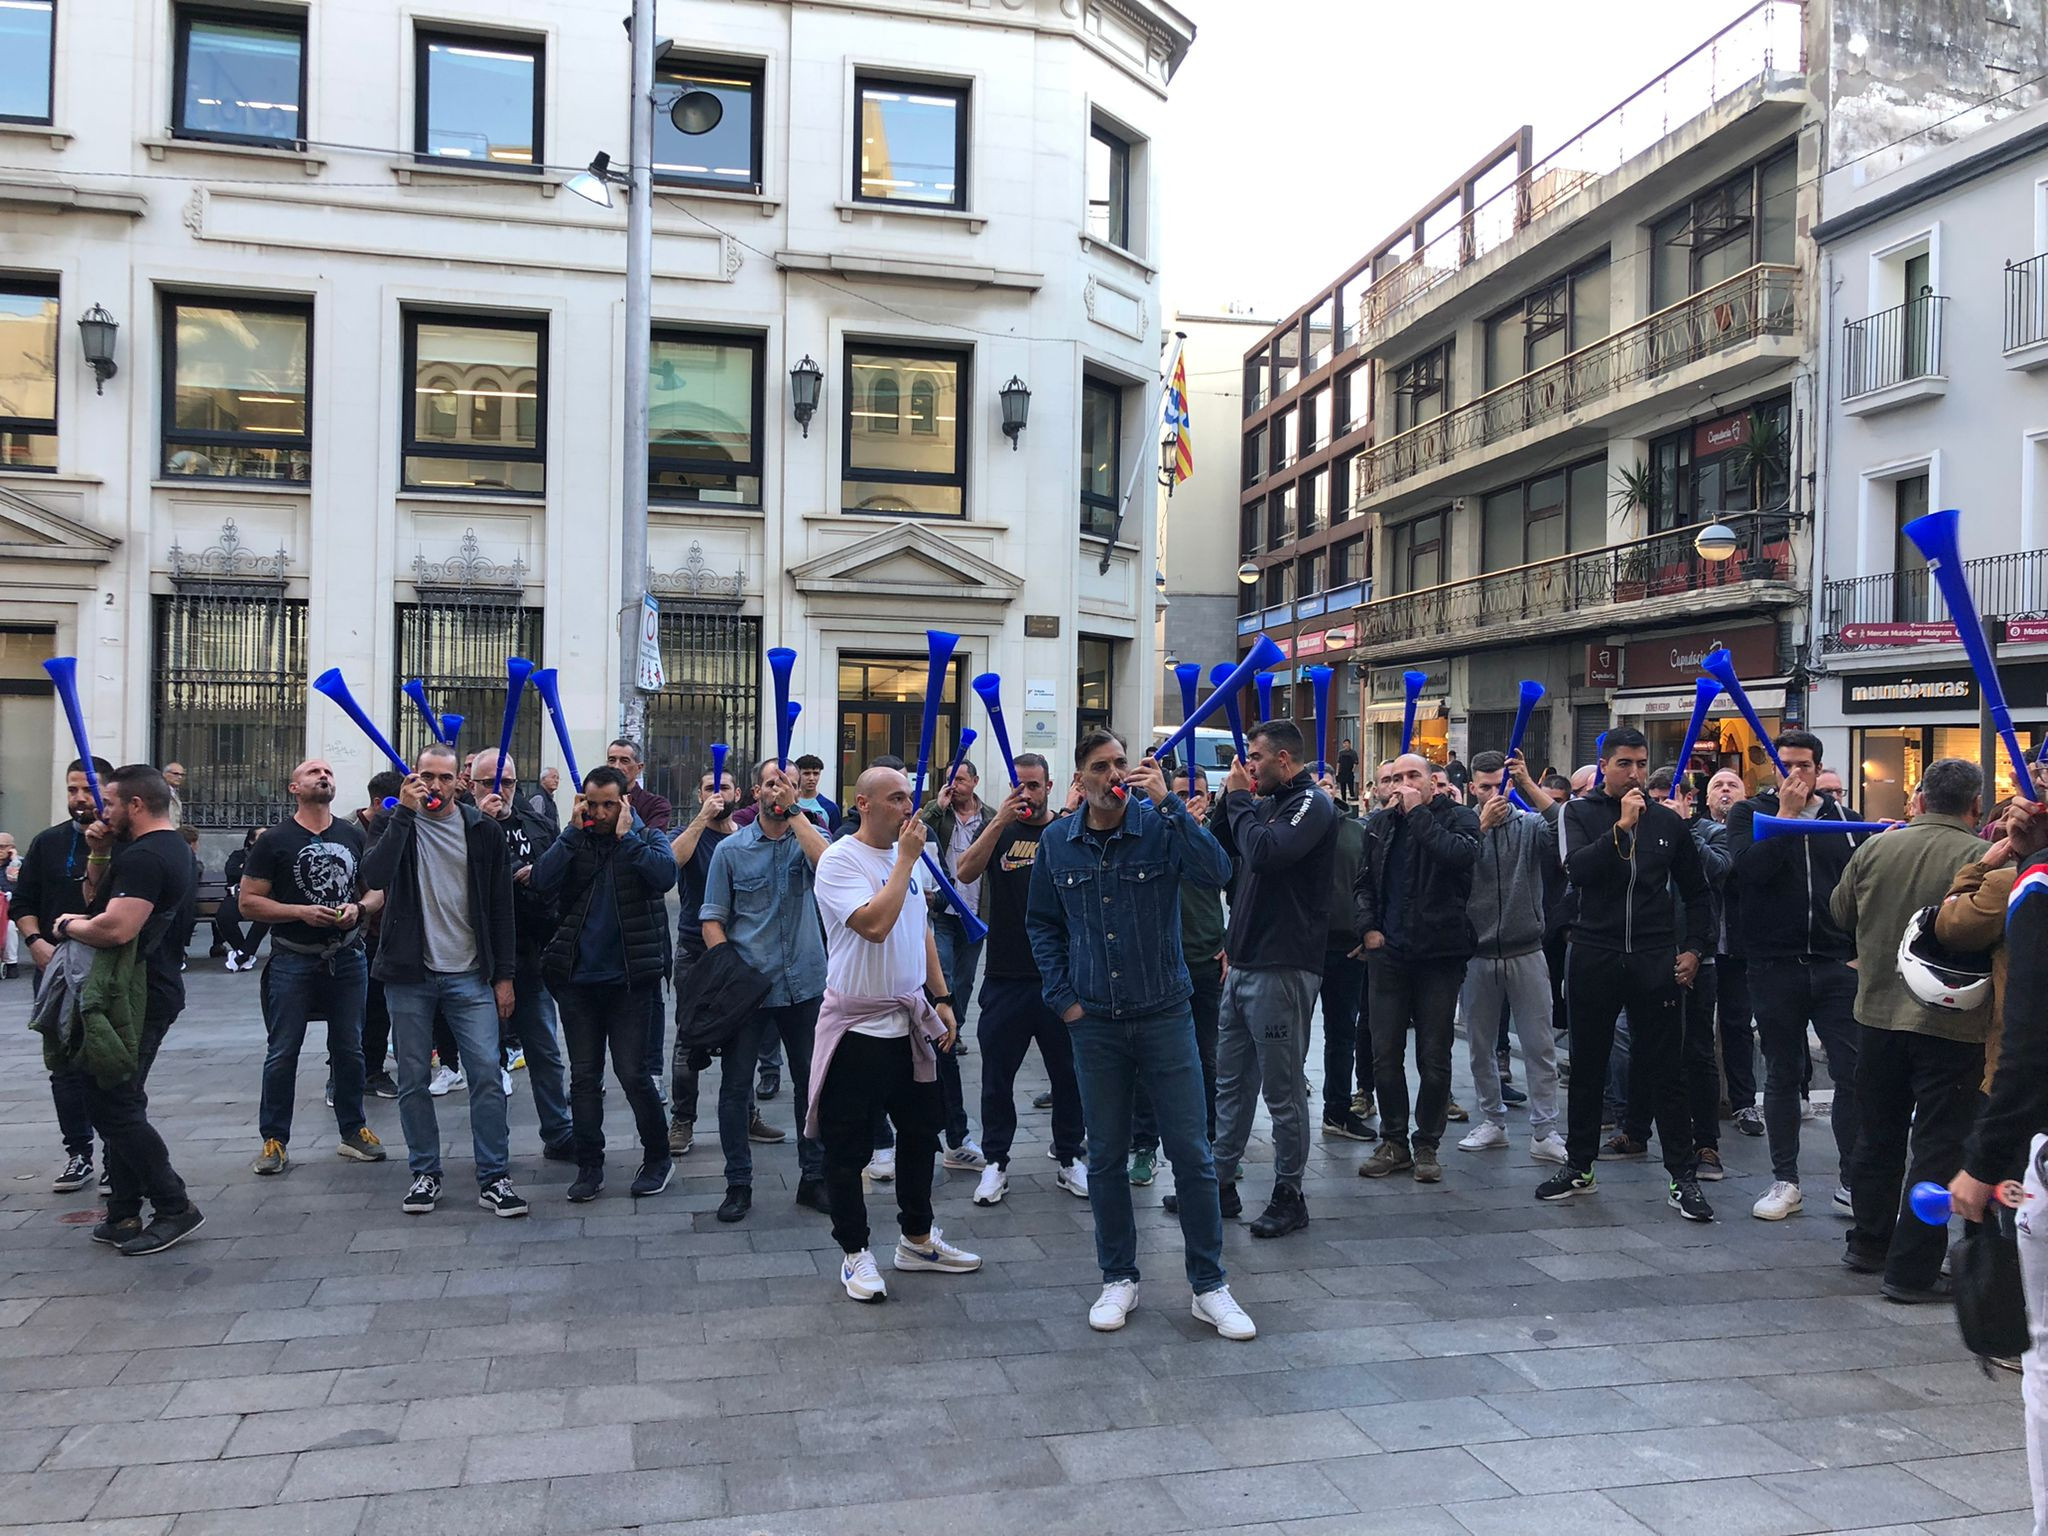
[1731,410,1790,580]
[1610,459,1656,601]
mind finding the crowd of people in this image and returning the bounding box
[8,718,2048,1374]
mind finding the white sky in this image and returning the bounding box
[1158,0,1763,321]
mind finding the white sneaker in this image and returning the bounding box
[507,1049,526,1071]
[499,1068,514,1098]
[942,1138,987,1171]
[1458,1122,1508,1151]
[1089,1279,1138,1331]
[1192,1284,1256,1341]
[840,1249,887,1302]
[1056,1160,1090,1198]
[1833,1185,1854,1214]
[1530,1134,1568,1165]
[864,1148,896,1183]
[972,1164,1009,1206]
[1752,1180,1803,1221]
[893,1227,982,1273]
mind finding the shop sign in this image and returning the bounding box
[1585,642,1623,688]
[1269,635,1294,659]
[1694,411,1750,457]
[1296,630,1327,657]
[1623,621,1774,689]
[1369,660,1449,704]
[1839,621,1959,646]
[1840,666,1974,715]
[2007,619,2048,644]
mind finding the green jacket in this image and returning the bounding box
[1828,812,1993,1043]
[921,793,996,918]
[33,939,148,1086]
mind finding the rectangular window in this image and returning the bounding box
[415,30,542,170]
[1243,423,1265,487]
[1273,408,1296,467]
[0,0,54,124]
[855,76,966,210]
[1080,376,1121,538]
[1893,472,1930,621]
[1305,298,1335,371]
[1300,548,1325,597]
[654,56,762,191]
[1392,510,1445,592]
[1076,637,1113,734]
[0,280,58,470]
[403,312,546,494]
[1337,366,1366,432]
[650,329,761,506]
[1304,468,1329,534]
[1240,501,1262,557]
[844,344,966,517]
[1275,327,1299,395]
[1480,456,1607,573]
[174,6,305,148]
[1331,533,1364,586]
[1393,342,1450,432]
[1302,388,1329,452]
[1086,120,1130,249]
[162,295,311,481]
[1652,146,1797,306]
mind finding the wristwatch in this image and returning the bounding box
[925,989,955,1009]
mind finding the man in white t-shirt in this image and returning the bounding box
[807,765,981,1302]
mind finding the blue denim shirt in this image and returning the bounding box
[1026,793,1234,1020]
[699,819,827,1008]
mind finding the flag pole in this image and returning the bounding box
[1098,329,1188,576]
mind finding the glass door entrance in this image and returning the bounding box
[837,653,964,796]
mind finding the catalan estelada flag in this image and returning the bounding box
[1164,353,1193,485]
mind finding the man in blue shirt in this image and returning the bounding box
[700,758,831,1223]
[1026,726,1255,1342]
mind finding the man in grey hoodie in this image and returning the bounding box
[1456,751,1566,1164]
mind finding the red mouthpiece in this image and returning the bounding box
[424,794,445,812]
[1110,783,1128,800]
[582,819,595,830]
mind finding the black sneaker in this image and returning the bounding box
[1320,1111,1379,1142]
[1500,1082,1528,1107]
[1668,1179,1714,1223]
[118,1206,206,1256]
[366,1072,400,1100]
[1842,1243,1885,1274]
[756,1070,780,1102]
[402,1173,442,1213]
[630,1160,673,1198]
[1219,1181,1242,1219]
[1535,1168,1596,1202]
[1031,1090,1054,1110]
[479,1177,529,1217]
[1734,1106,1765,1137]
[543,1140,577,1163]
[566,1168,604,1203]
[1695,1147,1726,1181]
[1882,1275,1954,1305]
[53,1153,94,1193]
[90,1216,142,1247]
[1247,1184,1308,1239]
[716,1184,752,1222]
[795,1177,830,1214]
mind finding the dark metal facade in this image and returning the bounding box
[152,590,307,830]
[393,600,545,774]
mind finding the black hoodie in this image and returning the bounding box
[1213,769,1338,973]
[1562,789,1710,956]
[1724,790,1867,962]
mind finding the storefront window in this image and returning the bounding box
[1853,726,2040,822]
[1644,709,1782,797]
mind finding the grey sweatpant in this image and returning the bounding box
[1459,951,1560,1138]
[1212,964,1317,1187]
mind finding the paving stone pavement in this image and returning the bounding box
[0,961,2028,1535]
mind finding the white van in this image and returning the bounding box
[1149,725,1239,776]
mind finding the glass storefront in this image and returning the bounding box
[1645,709,1782,797]
[1852,726,2040,823]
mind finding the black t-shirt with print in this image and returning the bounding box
[97,828,195,1019]
[244,817,366,947]
[982,818,1049,981]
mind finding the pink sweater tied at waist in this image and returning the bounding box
[804,988,949,1139]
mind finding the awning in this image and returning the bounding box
[1613,683,1788,718]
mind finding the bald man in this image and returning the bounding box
[237,759,387,1175]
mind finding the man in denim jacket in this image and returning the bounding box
[1026,726,1254,1341]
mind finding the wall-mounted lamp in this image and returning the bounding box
[78,304,118,394]
[1236,560,1260,586]
[789,354,823,438]
[999,375,1031,449]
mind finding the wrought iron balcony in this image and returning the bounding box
[1354,263,1799,502]
[1820,549,2048,652]
[2005,253,2048,358]
[1841,293,1946,400]
[1349,513,1797,657]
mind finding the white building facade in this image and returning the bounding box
[0,0,1192,838]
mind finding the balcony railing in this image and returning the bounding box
[1842,294,1946,399]
[1353,513,1796,652]
[1351,0,1804,341]
[2006,253,2047,353]
[1820,549,2048,651]
[1355,263,1798,501]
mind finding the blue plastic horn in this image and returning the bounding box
[710,742,729,793]
[313,668,410,778]
[1173,662,1203,720]
[1256,672,1275,724]
[41,657,103,813]
[940,727,978,800]
[913,630,959,811]
[402,679,446,743]
[1700,647,1786,778]
[1668,678,1723,803]
[767,647,797,769]
[528,668,578,788]
[1904,506,2040,801]
[1591,731,1611,791]
[492,656,536,794]
[1502,679,1546,811]
[1209,663,1248,763]
[1306,665,1334,777]
[971,673,1018,786]
[439,713,464,746]
[1400,669,1428,755]
[1153,636,1285,764]
[785,701,802,765]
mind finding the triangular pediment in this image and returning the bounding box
[0,483,120,563]
[789,523,1022,604]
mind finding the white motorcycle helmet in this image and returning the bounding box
[1896,905,1992,1012]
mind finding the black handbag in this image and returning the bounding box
[1952,1204,2031,1363]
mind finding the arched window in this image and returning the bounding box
[868,375,900,433]
[470,374,504,442]
[423,374,459,440]
[910,376,937,434]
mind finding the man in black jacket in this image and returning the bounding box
[534,766,680,1202]
[362,744,525,1219]
[1537,729,1713,1220]
[1725,730,1866,1221]
[1356,753,1480,1184]
[1209,720,1337,1238]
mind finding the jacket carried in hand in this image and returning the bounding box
[1354,793,1482,964]
[532,814,678,989]
[361,801,516,986]
[1467,798,1561,960]
[1725,790,1864,961]
[29,937,147,1086]
[1561,790,1710,957]
[1828,811,1993,1043]
[1212,769,1338,973]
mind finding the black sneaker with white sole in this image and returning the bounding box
[1535,1168,1596,1202]
[1668,1179,1714,1222]
[478,1176,529,1217]
[117,1206,206,1256]
[53,1153,94,1193]
[401,1173,442,1214]
[631,1160,674,1198]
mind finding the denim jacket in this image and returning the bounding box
[699,820,827,1009]
[1026,793,1234,1020]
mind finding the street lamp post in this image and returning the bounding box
[617,0,657,744]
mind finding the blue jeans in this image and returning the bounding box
[506,954,573,1150]
[260,947,368,1145]
[1068,1004,1225,1294]
[933,911,985,1017]
[720,997,822,1185]
[387,969,510,1185]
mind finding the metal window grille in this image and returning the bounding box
[152,591,308,829]
[642,607,762,808]
[393,600,545,772]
